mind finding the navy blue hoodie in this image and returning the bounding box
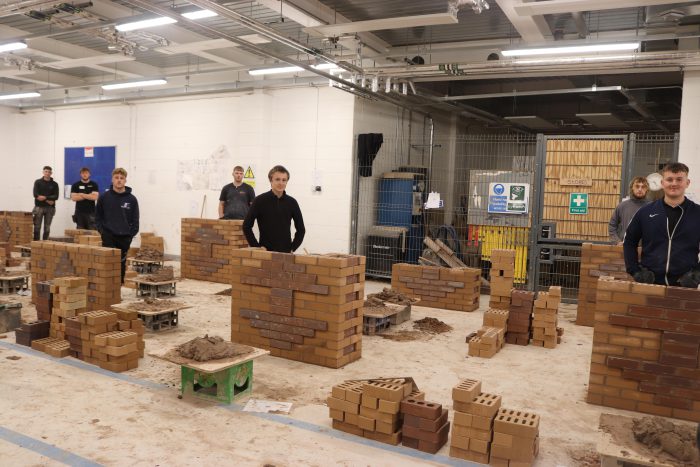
[95,185,139,237]
[623,197,700,285]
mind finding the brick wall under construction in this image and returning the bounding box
[391,264,480,312]
[231,249,365,368]
[0,211,33,250]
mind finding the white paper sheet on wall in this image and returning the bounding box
[425,191,443,209]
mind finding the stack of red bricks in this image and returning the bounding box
[587,277,700,422]
[0,247,6,275]
[231,249,365,368]
[328,378,423,445]
[64,310,115,361]
[140,232,165,256]
[576,243,632,326]
[14,320,50,347]
[31,241,121,311]
[489,249,515,310]
[391,264,480,312]
[532,286,561,349]
[64,229,100,243]
[0,211,33,250]
[507,290,534,345]
[490,409,541,466]
[468,309,508,358]
[401,398,450,453]
[181,218,249,284]
[35,281,53,321]
[49,277,88,340]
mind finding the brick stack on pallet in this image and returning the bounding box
[450,379,500,463]
[490,409,541,466]
[49,277,88,340]
[489,249,516,310]
[0,211,33,250]
[14,320,50,347]
[181,218,249,284]
[401,398,450,454]
[328,378,422,445]
[576,243,633,326]
[30,241,121,311]
[507,290,534,346]
[532,287,561,349]
[231,249,365,368]
[391,264,480,312]
[468,309,507,358]
[587,277,700,422]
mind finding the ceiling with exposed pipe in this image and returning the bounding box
[0,0,697,132]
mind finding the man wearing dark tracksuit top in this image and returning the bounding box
[624,162,700,288]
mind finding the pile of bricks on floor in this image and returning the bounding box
[468,309,508,358]
[587,277,700,422]
[181,218,249,284]
[450,379,540,465]
[231,249,365,368]
[532,286,562,349]
[576,243,633,326]
[489,249,515,310]
[31,241,121,311]
[506,290,534,345]
[391,263,480,312]
[124,270,138,289]
[0,211,33,249]
[139,232,165,256]
[49,277,87,339]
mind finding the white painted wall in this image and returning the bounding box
[679,70,700,199]
[0,86,356,255]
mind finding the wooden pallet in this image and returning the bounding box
[423,237,467,268]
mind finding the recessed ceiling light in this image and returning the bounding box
[181,9,217,20]
[0,91,40,100]
[101,79,167,90]
[502,42,640,57]
[0,42,28,53]
[237,34,271,44]
[116,17,177,32]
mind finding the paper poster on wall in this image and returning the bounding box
[64,146,116,199]
[176,145,232,191]
[487,182,529,214]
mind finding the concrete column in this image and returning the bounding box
[678,69,700,200]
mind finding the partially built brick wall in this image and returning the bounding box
[31,241,121,311]
[391,264,480,312]
[0,211,33,250]
[587,277,700,422]
[576,243,632,326]
[231,249,365,368]
[180,218,249,284]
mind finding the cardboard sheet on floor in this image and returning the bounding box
[243,399,292,414]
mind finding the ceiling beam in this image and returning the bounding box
[514,0,686,17]
[495,0,551,42]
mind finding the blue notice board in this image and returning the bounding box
[63,146,116,199]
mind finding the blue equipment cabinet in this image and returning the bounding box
[376,172,425,264]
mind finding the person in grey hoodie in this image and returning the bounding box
[608,176,649,244]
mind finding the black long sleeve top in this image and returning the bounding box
[33,177,59,207]
[243,190,305,253]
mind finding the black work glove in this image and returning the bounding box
[678,268,700,289]
[633,267,655,284]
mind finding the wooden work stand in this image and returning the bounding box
[133,279,177,299]
[112,303,191,331]
[155,346,269,404]
[127,258,164,274]
[0,273,30,294]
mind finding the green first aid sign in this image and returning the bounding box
[569,193,588,214]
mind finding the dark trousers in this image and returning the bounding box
[32,206,55,240]
[74,211,96,230]
[101,230,132,283]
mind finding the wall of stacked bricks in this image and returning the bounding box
[181,218,249,284]
[139,232,165,254]
[30,241,121,311]
[469,309,508,358]
[507,290,534,345]
[64,229,100,242]
[532,286,561,349]
[231,248,365,368]
[587,277,700,422]
[577,243,633,326]
[391,263,480,312]
[489,249,516,310]
[0,211,33,250]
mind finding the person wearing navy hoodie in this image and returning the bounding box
[96,167,139,283]
[624,162,700,288]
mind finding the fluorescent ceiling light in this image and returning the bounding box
[0,42,27,53]
[181,9,217,20]
[116,16,177,32]
[0,91,40,100]
[248,63,339,76]
[101,79,167,90]
[237,34,271,44]
[502,42,640,57]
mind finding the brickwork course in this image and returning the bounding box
[577,243,632,326]
[489,249,515,310]
[507,290,534,345]
[391,263,480,312]
[231,249,365,368]
[588,277,700,422]
[0,211,33,251]
[532,287,561,349]
[181,218,249,284]
[469,309,508,358]
[31,241,121,311]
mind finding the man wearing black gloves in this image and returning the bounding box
[95,168,139,283]
[32,166,59,240]
[623,162,700,288]
[243,165,305,253]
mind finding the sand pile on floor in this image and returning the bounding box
[413,317,452,334]
[121,298,183,312]
[176,335,249,362]
[135,246,163,261]
[367,288,417,305]
[632,416,698,464]
[141,266,174,282]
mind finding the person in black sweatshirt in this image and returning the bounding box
[32,165,59,240]
[95,167,139,283]
[243,165,305,253]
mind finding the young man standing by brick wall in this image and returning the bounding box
[608,176,650,244]
[218,165,255,220]
[32,166,59,240]
[624,162,700,288]
[95,168,139,283]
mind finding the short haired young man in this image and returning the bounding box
[70,167,99,230]
[95,168,139,283]
[608,176,649,244]
[219,165,255,220]
[243,165,305,253]
[624,162,700,287]
[32,165,59,240]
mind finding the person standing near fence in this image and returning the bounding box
[32,165,59,241]
[608,176,649,245]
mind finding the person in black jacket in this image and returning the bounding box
[243,165,305,253]
[95,168,139,283]
[624,162,700,288]
[70,167,99,230]
[32,165,59,240]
